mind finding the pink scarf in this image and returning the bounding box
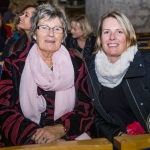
[20,44,75,124]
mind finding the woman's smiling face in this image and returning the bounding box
[101,17,127,63]
[35,17,64,54]
[18,7,35,34]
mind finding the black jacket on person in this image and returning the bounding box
[65,33,96,62]
[0,35,5,53]
[87,50,150,142]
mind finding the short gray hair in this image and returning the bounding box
[29,3,68,40]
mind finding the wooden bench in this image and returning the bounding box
[114,134,150,150]
[138,41,150,50]
[136,33,150,42]
[0,138,113,150]
[136,32,150,36]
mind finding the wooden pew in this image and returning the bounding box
[0,138,113,150]
[114,134,150,150]
[136,32,150,41]
[136,32,150,36]
[138,41,150,50]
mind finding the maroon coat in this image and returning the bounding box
[0,43,94,147]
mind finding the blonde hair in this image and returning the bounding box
[70,14,93,39]
[95,11,137,54]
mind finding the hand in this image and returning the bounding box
[52,138,66,143]
[33,124,66,144]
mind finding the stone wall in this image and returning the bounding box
[8,0,150,33]
[10,0,37,12]
[86,0,150,34]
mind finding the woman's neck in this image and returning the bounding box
[38,49,53,67]
[25,31,30,40]
[77,37,86,49]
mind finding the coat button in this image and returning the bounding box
[141,103,143,105]
[140,64,142,66]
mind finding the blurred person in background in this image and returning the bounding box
[0,12,7,52]
[65,14,96,63]
[3,2,19,24]
[2,13,24,61]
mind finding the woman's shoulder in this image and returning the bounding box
[136,50,150,65]
[5,50,23,62]
[5,41,33,61]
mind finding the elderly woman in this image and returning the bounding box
[0,3,94,146]
[87,11,150,142]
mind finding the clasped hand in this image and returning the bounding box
[31,124,65,144]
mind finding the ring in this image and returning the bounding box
[43,137,47,143]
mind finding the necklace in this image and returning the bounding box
[50,65,53,70]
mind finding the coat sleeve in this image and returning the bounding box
[0,56,41,146]
[55,53,94,140]
[92,109,126,142]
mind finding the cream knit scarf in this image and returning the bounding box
[95,45,138,88]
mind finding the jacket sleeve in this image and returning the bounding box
[55,53,94,140]
[0,57,41,146]
[92,109,126,142]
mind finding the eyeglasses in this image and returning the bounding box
[37,25,63,34]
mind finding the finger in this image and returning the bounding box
[57,139,66,142]
[34,129,44,142]
[52,139,65,143]
[41,137,48,144]
[31,134,35,141]
[35,128,42,135]
[45,138,55,143]
[35,136,47,144]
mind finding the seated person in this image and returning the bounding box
[0,3,94,146]
[0,12,7,52]
[4,14,16,39]
[87,11,150,142]
[2,14,24,61]
[65,14,96,63]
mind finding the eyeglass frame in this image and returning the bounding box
[36,25,64,34]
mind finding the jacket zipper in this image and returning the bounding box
[126,79,146,123]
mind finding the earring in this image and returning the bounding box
[33,35,36,40]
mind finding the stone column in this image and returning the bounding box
[85,0,104,34]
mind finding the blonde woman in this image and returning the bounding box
[87,11,150,142]
[65,14,96,63]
